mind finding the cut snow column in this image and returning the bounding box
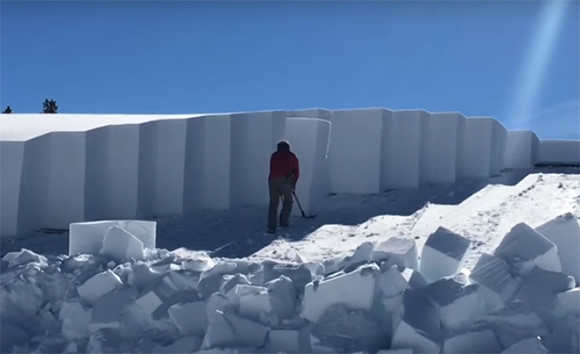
[460,117,507,178]
[536,140,580,166]
[229,111,281,207]
[0,141,25,237]
[138,119,187,217]
[503,130,540,169]
[183,115,232,212]
[425,112,466,184]
[69,220,155,256]
[493,222,561,273]
[85,125,140,220]
[382,110,430,189]
[282,117,331,216]
[419,227,471,283]
[327,108,383,194]
[535,213,580,283]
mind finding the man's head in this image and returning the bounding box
[277,139,290,151]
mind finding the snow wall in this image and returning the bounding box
[1,109,578,238]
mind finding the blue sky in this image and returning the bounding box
[1,0,578,139]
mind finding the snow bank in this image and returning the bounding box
[536,139,580,166]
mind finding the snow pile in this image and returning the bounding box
[1,213,579,353]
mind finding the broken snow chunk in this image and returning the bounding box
[265,275,297,321]
[557,288,580,315]
[99,226,144,262]
[221,273,251,297]
[90,287,137,331]
[128,261,165,291]
[69,220,155,256]
[391,289,441,353]
[442,324,502,354]
[77,269,123,304]
[59,300,92,340]
[372,237,419,271]
[377,266,410,298]
[535,213,580,284]
[311,304,387,353]
[134,290,163,316]
[338,241,375,271]
[541,314,580,354]
[420,227,470,283]
[470,253,521,312]
[168,301,207,336]
[263,261,312,293]
[265,327,312,353]
[501,337,549,353]
[494,223,561,273]
[301,263,379,323]
[401,268,428,290]
[153,336,202,353]
[2,249,48,269]
[235,284,272,323]
[202,312,268,349]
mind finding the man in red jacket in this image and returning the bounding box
[267,140,299,233]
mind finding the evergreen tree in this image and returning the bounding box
[2,106,12,113]
[42,99,58,113]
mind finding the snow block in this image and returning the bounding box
[265,275,297,321]
[301,263,379,323]
[0,141,25,237]
[134,290,163,316]
[202,312,269,349]
[138,119,187,217]
[377,266,410,298]
[442,325,502,354]
[262,262,312,294]
[283,117,331,216]
[338,241,374,271]
[153,337,202,354]
[90,287,138,331]
[503,130,540,169]
[469,253,522,312]
[420,227,470,283]
[536,139,580,166]
[557,288,580,316]
[372,237,419,270]
[502,337,549,354]
[535,213,580,283]
[425,112,466,184]
[235,284,272,323]
[85,125,139,220]
[493,222,561,273]
[423,275,484,330]
[99,225,145,262]
[77,269,123,304]
[69,220,156,256]
[168,301,208,336]
[460,117,507,178]
[327,108,383,194]
[484,303,549,349]
[265,328,312,353]
[229,111,278,207]
[183,115,231,212]
[59,300,92,340]
[382,110,430,189]
[401,268,429,290]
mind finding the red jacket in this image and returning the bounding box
[269,150,299,182]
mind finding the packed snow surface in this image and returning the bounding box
[1,167,579,353]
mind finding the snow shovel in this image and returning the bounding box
[292,190,316,218]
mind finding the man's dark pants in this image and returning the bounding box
[268,176,293,230]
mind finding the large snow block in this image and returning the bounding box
[229,111,277,207]
[168,301,208,336]
[301,263,379,323]
[69,220,155,256]
[382,110,430,189]
[90,287,137,331]
[535,213,580,283]
[100,225,144,262]
[0,141,25,237]
[420,227,470,283]
[36,132,86,229]
[327,109,383,194]
[77,269,123,305]
[494,222,561,273]
[138,119,187,217]
[372,237,419,270]
[503,130,540,169]
[460,117,507,178]
[183,115,231,211]
[536,139,580,166]
[469,253,521,312]
[425,112,466,184]
[283,117,331,216]
[85,125,140,220]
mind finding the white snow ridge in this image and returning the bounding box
[1,108,580,353]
